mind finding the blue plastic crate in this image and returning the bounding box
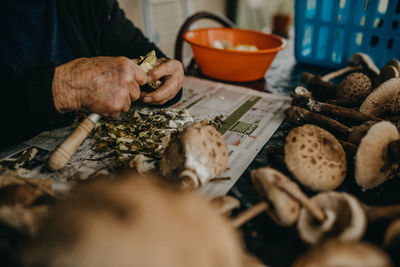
[295,0,400,69]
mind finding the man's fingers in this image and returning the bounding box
[142,77,180,104]
[146,60,181,82]
[129,62,148,86]
[122,97,131,112]
[127,81,141,101]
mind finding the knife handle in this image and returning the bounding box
[48,116,98,171]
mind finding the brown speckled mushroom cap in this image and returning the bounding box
[292,241,393,267]
[297,191,366,245]
[359,77,400,117]
[161,122,229,187]
[355,121,400,190]
[337,72,372,105]
[284,124,347,191]
[251,167,300,226]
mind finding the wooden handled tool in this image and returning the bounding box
[48,113,101,171]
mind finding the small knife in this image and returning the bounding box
[48,113,101,171]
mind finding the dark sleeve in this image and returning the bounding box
[99,0,166,59]
[0,63,73,149]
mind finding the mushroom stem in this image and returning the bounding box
[300,73,337,101]
[363,204,400,222]
[285,106,351,137]
[321,65,362,81]
[339,140,358,156]
[292,87,381,123]
[231,202,270,228]
[273,179,325,222]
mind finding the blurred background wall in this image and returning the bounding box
[118,0,293,58]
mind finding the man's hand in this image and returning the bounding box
[141,59,184,105]
[52,57,147,118]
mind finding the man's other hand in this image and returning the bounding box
[141,59,184,105]
[52,57,147,119]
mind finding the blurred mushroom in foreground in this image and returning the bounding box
[284,124,347,191]
[23,173,260,267]
[291,241,393,267]
[160,122,229,190]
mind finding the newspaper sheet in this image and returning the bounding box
[0,76,291,198]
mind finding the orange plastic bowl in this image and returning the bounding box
[183,27,287,82]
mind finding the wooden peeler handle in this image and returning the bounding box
[48,113,101,171]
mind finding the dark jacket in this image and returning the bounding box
[0,0,180,149]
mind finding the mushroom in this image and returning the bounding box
[359,77,400,118]
[160,122,229,190]
[292,86,381,123]
[321,52,380,82]
[297,191,367,245]
[24,173,253,267]
[138,50,163,89]
[301,72,373,106]
[298,190,400,245]
[284,124,347,191]
[336,72,373,106]
[300,73,337,101]
[384,219,400,264]
[355,121,400,190]
[291,240,393,267]
[210,195,241,216]
[378,59,400,84]
[231,167,325,228]
[386,58,400,72]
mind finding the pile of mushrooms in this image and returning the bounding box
[239,54,400,265]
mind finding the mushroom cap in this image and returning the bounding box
[161,122,229,187]
[251,167,300,226]
[284,124,347,191]
[359,77,400,117]
[292,241,393,267]
[297,191,366,245]
[386,59,400,72]
[24,174,246,267]
[378,65,399,84]
[355,121,400,190]
[337,72,372,105]
[349,53,380,76]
